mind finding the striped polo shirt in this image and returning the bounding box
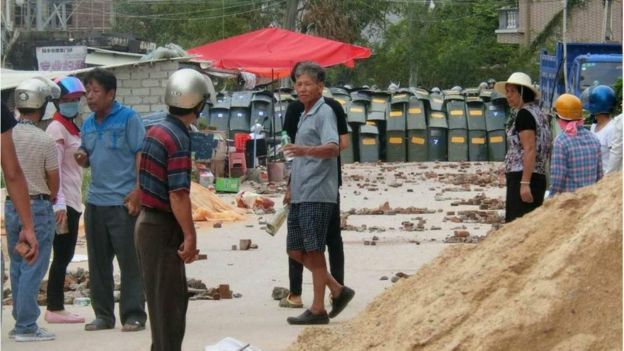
[139,115,191,212]
[12,121,58,196]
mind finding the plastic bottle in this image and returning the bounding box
[280,131,294,161]
[199,170,215,188]
[265,205,289,236]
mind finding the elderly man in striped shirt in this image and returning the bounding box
[550,94,603,195]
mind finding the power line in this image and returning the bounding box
[74,0,285,21]
[116,0,272,18]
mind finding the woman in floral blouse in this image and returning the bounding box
[495,72,552,222]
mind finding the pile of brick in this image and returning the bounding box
[346,202,437,216]
[2,268,237,306]
[444,209,503,224]
[450,192,505,210]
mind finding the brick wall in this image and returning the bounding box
[567,0,622,42]
[71,0,114,32]
[499,0,622,44]
[530,0,622,43]
[78,59,181,117]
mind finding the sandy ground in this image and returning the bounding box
[1,161,504,351]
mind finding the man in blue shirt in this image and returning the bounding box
[75,68,147,332]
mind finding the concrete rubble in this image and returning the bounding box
[2,268,239,305]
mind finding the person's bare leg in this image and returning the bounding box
[289,249,343,310]
[303,251,342,314]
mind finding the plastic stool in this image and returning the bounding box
[228,152,247,177]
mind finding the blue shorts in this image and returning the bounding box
[287,202,336,252]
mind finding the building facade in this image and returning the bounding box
[496,0,622,45]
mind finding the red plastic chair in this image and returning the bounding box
[228,152,247,177]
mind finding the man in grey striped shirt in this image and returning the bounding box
[5,77,59,342]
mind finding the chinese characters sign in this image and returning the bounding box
[36,46,87,71]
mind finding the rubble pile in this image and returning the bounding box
[444,230,484,244]
[3,268,93,306]
[2,268,237,306]
[400,218,426,232]
[450,192,505,210]
[444,209,504,224]
[248,181,288,195]
[188,281,240,301]
[421,167,505,189]
[346,202,436,216]
[290,173,622,351]
[439,170,505,188]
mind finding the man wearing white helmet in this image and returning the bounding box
[6,77,60,342]
[135,68,207,351]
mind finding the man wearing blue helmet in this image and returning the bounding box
[587,85,617,174]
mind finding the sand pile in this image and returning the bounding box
[290,173,622,351]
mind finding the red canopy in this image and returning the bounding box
[187,27,372,79]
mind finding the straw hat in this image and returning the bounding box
[494,72,540,100]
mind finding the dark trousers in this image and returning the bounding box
[47,206,81,311]
[84,204,146,326]
[288,197,344,295]
[505,172,547,223]
[135,209,188,351]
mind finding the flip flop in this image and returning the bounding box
[279,294,303,308]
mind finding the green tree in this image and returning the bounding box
[362,0,527,89]
[113,0,282,48]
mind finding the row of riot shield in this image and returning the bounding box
[201,91,292,139]
[337,88,509,163]
[198,87,508,163]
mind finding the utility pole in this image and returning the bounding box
[284,0,298,31]
[282,0,298,87]
[602,0,613,41]
[408,3,416,87]
[562,0,568,93]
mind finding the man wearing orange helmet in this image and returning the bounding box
[550,94,603,195]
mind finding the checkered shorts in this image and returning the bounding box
[287,202,336,252]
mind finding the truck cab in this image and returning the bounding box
[569,54,622,97]
[540,42,622,112]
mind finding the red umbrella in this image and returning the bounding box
[187,27,372,79]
